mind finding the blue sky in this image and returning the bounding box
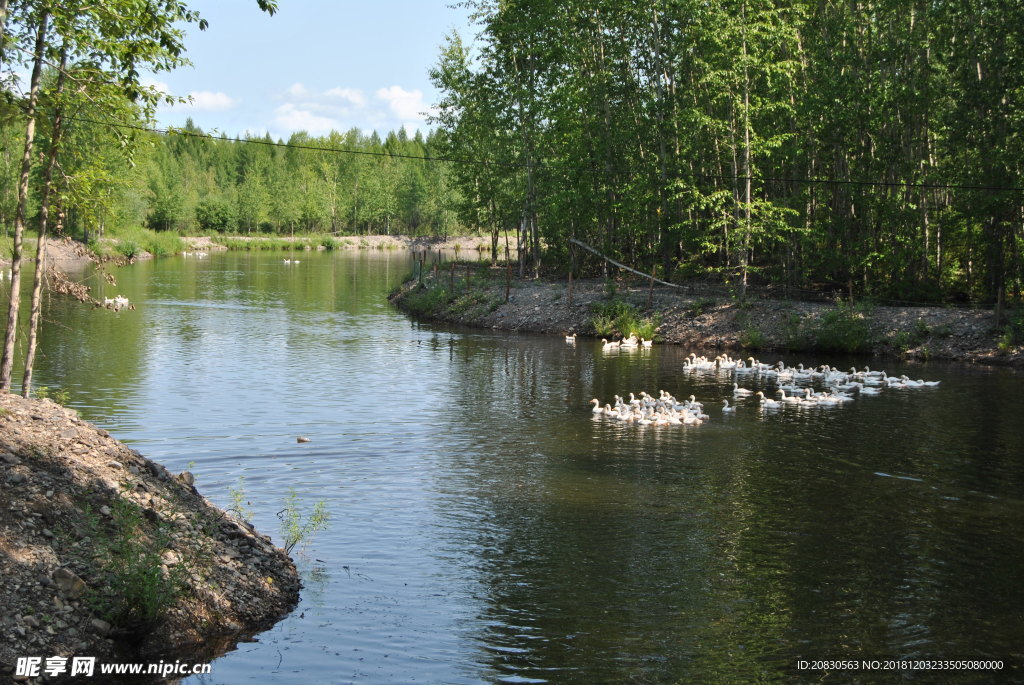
[146,0,473,140]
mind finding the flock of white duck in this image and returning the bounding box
[567,332,654,350]
[589,352,940,427]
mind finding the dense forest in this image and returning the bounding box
[3,0,1023,312]
[0,112,459,241]
[140,123,458,237]
[431,0,1024,305]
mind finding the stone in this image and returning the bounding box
[99,505,111,516]
[107,460,122,469]
[178,471,195,486]
[52,568,86,599]
[8,472,25,484]
[90,618,111,636]
[2,452,20,465]
[22,615,40,629]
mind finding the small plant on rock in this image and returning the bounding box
[278,488,330,555]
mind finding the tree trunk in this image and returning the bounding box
[1,11,48,393]
[23,46,68,397]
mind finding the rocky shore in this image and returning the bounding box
[0,392,300,682]
[390,271,1024,367]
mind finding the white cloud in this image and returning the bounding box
[324,87,367,107]
[263,82,432,138]
[186,91,239,112]
[286,82,310,98]
[375,85,427,122]
[272,103,338,135]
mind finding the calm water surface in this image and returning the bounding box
[9,251,1024,683]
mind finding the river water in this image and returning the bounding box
[8,250,1024,683]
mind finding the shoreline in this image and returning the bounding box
[6,236,1021,367]
[389,270,1024,368]
[0,233,512,268]
[0,393,300,681]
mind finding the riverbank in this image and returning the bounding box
[0,234,512,267]
[390,269,1024,367]
[193,233,510,254]
[0,392,300,681]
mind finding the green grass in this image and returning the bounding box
[739,327,766,350]
[395,265,504,320]
[998,310,1024,352]
[588,299,659,340]
[80,494,191,634]
[786,302,874,354]
[685,298,717,317]
[0,234,12,260]
[214,236,314,251]
[93,226,185,259]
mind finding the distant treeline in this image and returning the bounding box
[430,0,1024,304]
[144,122,460,237]
[0,115,462,244]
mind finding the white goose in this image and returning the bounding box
[733,383,753,397]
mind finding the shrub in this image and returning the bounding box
[278,488,330,555]
[228,476,253,522]
[588,299,659,339]
[740,327,766,350]
[116,240,141,259]
[781,303,875,353]
[195,197,237,233]
[685,298,716,318]
[998,310,1024,351]
[81,495,190,634]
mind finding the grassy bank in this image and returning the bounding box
[393,261,508,321]
[91,226,185,260]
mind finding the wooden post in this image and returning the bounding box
[506,259,511,302]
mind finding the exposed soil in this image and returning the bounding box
[390,273,1024,367]
[0,393,300,682]
[1,237,96,271]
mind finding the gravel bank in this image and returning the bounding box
[390,273,1024,367]
[0,393,300,682]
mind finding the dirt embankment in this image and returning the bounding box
[0,393,300,681]
[390,274,1024,367]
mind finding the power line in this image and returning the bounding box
[67,115,1024,194]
